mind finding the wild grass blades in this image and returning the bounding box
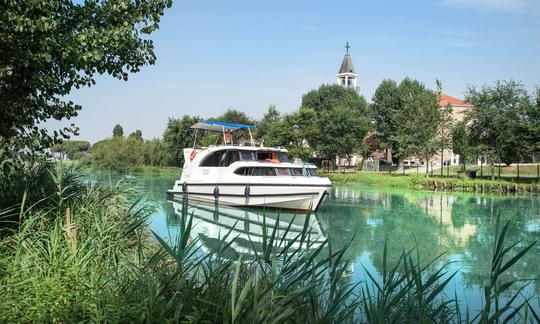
[147,204,360,323]
[0,174,155,322]
[0,170,538,322]
[475,215,538,323]
[360,243,457,323]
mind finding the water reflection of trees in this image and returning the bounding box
[319,189,459,274]
[318,187,539,293]
[453,196,540,293]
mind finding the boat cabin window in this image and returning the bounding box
[277,168,289,176]
[257,152,273,161]
[254,151,288,162]
[239,150,256,161]
[235,167,312,177]
[235,167,277,176]
[290,168,303,176]
[200,149,241,167]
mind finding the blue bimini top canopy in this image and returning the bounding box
[190,121,257,133]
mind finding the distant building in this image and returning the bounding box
[333,43,474,170]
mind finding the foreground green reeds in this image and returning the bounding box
[0,169,538,322]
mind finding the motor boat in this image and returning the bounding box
[167,200,327,259]
[167,121,331,211]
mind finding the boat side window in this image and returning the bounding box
[252,167,276,176]
[234,167,254,175]
[278,152,289,162]
[290,168,303,176]
[309,168,318,176]
[276,168,289,176]
[257,151,272,161]
[239,150,256,161]
[235,167,282,176]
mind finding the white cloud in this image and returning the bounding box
[440,0,537,13]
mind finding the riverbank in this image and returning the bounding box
[324,172,540,194]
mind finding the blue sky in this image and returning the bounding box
[51,0,540,143]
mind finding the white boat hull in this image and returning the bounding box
[168,183,329,211]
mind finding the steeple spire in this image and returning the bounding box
[336,42,358,90]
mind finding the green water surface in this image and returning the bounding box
[87,172,540,314]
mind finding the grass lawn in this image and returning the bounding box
[323,171,540,193]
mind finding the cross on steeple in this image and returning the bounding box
[345,41,350,55]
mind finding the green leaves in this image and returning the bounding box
[465,80,534,165]
[0,0,172,152]
[372,78,442,169]
[300,84,372,161]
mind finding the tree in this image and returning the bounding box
[256,105,281,146]
[522,88,540,159]
[0,0,172,152]
[90,137,144,172]
[302,84,367,113]
[51,140,90,160]
[435,80,455,176]
[310,106,371,163]
[371,79,401,158]
[213,109,255,125]
[113,124,124,138]
[128,129,143,141]
[465,81,530,178]
[272,108,316,161]
[144,139,174,166]
[384,78,442,174]
[163,115,201,167]
[452,122,473,172]
[300,84,372,164]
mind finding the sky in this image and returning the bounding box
[48,0,540,143]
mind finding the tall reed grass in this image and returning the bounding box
[0,168,537,322]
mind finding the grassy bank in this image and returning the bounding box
[324,172,540,194]
[1,168,538,322]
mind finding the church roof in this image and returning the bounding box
[338,54,355,74]
[438,94,472,107]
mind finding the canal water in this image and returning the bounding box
[87,172,540,314]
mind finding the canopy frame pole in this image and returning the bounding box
[222,126,226,145]
[248,128,254,146]
[192,129,198,149]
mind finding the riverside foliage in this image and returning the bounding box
[0,169,537,322]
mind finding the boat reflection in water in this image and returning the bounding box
[166,198,327,259]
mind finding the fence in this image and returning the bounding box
[411,163,540,181]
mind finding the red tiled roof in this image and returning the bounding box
[438,93,472,107]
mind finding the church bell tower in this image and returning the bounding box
[336,41,357,90]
